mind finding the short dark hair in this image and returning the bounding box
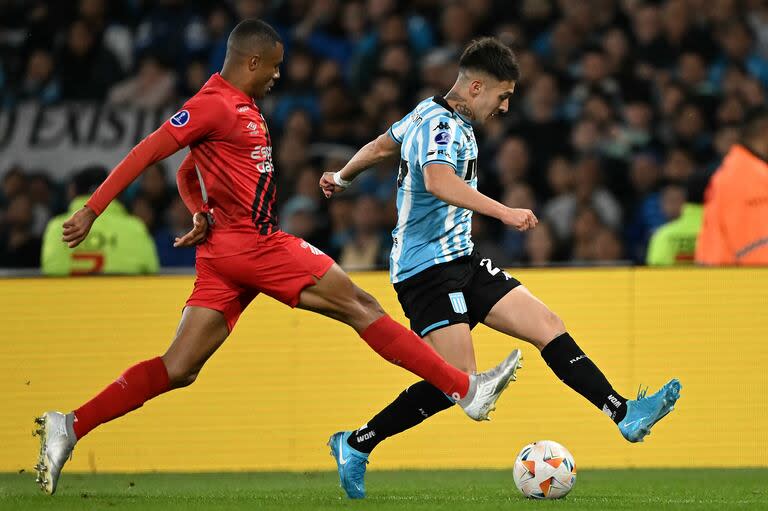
[459,37,520,82]
[227,19,282,53]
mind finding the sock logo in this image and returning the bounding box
[569,355,586,364]
[418,408,429,418]
[602,404,617,419]
[356,430,376,443]
[607,394,622,408]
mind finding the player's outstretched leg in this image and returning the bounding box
[484,286,682,441]
[327,323,522,499]
[297,263,520,422]
[34,306,230,495]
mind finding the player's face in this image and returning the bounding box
[251,42,283,99]
[476,79,516,123]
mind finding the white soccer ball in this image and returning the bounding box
[512,440,576,499]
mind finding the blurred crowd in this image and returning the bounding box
[2,0,768,270]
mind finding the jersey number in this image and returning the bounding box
[480,258,511,281]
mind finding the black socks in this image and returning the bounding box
[541,333,627,423]
[348,331,627,456]
[346,380,454,453]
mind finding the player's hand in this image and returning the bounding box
[500,208,538,231]
[319,171,346,198]
[62,206,98,248]
[174,212,209,247]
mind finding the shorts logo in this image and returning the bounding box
[448,292,467,314]
[434,132,451,145]
[170,110,190,127]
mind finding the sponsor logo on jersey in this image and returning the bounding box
[237,105,250,112]
[170,110,190,127]
[434,131,451,145]
[434,121,450,131]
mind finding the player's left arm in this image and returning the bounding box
[420,116,536,230]
[424,164,537,231]
[173,153,210,248]
[319,132,400,197]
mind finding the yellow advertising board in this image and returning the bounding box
[1,268,766,472]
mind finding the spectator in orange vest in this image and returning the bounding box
[696,108,768,265]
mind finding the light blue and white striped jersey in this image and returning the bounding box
[387,96,479,283]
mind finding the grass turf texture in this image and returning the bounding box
[0,469,766,510]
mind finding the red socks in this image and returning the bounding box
[71,319,467,440]
[73,357,170,440]
[361,315,469,399]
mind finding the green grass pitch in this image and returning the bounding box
[1,469,766,510]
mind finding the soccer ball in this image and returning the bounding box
[512,440,576,499]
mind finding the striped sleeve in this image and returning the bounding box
[388,113,409,143]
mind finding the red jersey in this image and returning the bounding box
[163,73,277,258]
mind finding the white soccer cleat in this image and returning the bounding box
[33,411,76,495]
[459,348,523,421]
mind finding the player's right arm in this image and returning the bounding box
[63,94,232,248]
[62,128,182,248]
[320,132,400,198]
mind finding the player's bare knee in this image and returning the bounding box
[162,356,200,388]
[547,310,566,335]
[355,287,385,316]
[538,311,566,348]
[169,367,199,388]
[340,289,384,331]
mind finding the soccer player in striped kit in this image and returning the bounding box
[321,37,681,499]
[33,20,523,496]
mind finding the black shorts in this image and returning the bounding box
[393,252,522,337]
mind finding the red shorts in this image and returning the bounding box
[186,230,335,331]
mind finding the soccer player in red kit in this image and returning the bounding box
[33,19,522,495]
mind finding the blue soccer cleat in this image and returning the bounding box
[328,431,369,499]
[618,379,682,443]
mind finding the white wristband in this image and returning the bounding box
[332,171,352,188]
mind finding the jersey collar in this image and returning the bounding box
[432,95,472,125]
